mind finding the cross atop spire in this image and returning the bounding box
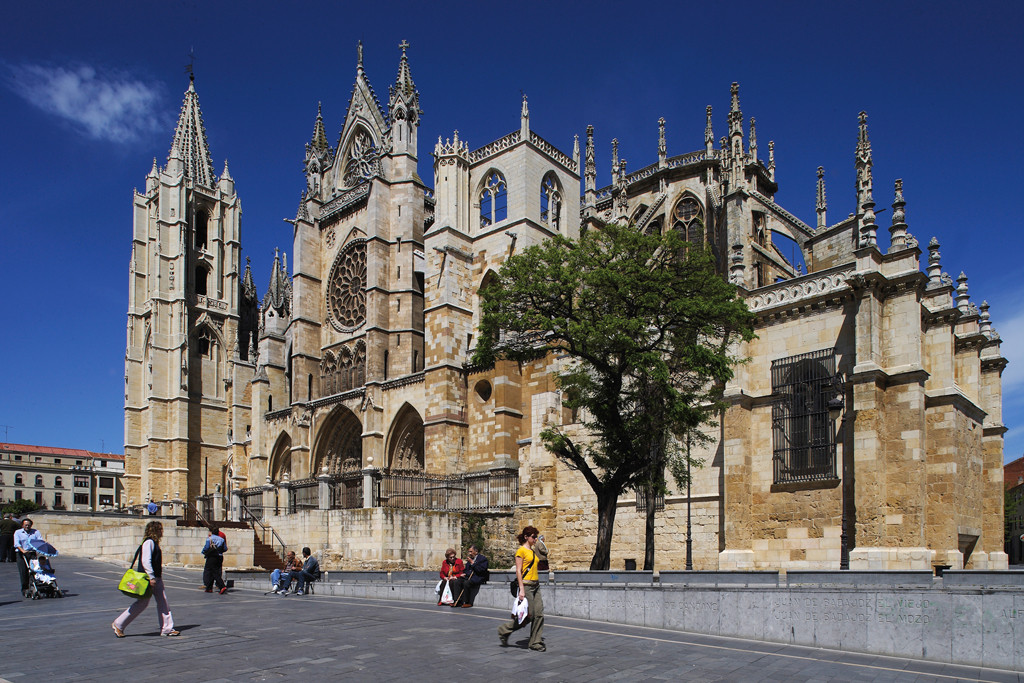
[357,41,364,70]
[168,78,216,187]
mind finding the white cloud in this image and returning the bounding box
[6,62,165,143]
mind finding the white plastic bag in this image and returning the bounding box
[434,579,443,594]
[440,581,454,605]
[513,596,529,624]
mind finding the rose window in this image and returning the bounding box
[327,241,367,331]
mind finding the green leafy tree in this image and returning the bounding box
[474,223,755,569]
[2,500,42,517]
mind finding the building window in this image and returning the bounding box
[672,195,705,245]
[54,458,61,465]
[74,476,89,488]
[35,491,43,505]
[99,477,114,489]
[74,493,89,505]
[479,171,507,228]
[196,326,215,358]
[54,476,63,488]
[99,494,114,506]
[540,173,562,231]
[15,473,23,486]
[54,492,62,508]
[771,348,840,484]
[195,265,209,296]
[195,209,209,249]
[15,490,22,501]
[35,475,43,487]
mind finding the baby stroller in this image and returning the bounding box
[21,538,64,599]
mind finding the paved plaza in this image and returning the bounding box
[0,557,1021,682]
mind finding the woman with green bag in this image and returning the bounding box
[112,521,179,637]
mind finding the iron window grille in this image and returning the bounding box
[771,348,840,484]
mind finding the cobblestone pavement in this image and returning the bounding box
[0,558,1020,682]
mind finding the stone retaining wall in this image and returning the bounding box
[32,512,255,569]
[229,569,1024,671]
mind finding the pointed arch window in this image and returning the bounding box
[35,475,44,487]
[540,173,562,231]
[195,209,209,250]
[672,196,705,245]
[195,265,210,296]
[479,171,507,228]
[343,130,379,187]
[195,326,216,358]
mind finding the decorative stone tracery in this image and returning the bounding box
[343,130,379,187]
[326,241,367,332]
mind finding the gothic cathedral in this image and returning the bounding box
[125,45,1008,571]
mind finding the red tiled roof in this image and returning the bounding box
[1005,455,1024,491]
[0,442,124,459]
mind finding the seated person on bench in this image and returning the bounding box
[279,547,320,595]
[270,551,302,593]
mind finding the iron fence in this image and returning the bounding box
[376,469,518,512]
[330,474,364,509]
[195,494,214,520]
[288,478,320,513]
[237,486,265,521]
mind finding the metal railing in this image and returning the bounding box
[182,501,210,527]
[236,487,265,522]
[375,470,518,512]
[239,500,286,559]
[195,494,214,520]
[288,478,319,513]
[330,473,363,510]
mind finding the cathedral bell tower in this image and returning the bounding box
[124,76,257,509]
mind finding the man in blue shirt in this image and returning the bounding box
[201,527,228,594]
[282,547,320,596]
[13,518,40,597]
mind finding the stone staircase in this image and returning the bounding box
[253,533,283,570]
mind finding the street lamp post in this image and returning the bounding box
[685,433,693,571]
[828,393,848,570]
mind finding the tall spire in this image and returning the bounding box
[584,124,596,199]
[520,94,530,138]
[749,117,758,162]
[768,140,775,180]
[357,41,364,72]
[168,77,216,187]
[888,179,909,252]
[728,82,743,139]
[263,248,291,316]
[705,105,714,152]
[816,166,827,229]
[855,110,873,209]
[389,39,420,117]
[242,256,257,301]
[855,112,876,248]
[309,102,329,155]
[611,138,619,186]
[658,117,667,167]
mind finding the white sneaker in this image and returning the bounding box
[271,587,279,594]
[295,590,303,596]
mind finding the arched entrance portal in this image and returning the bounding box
[269,432,293,482]
[313,407,363,475]
[387,404,424,473]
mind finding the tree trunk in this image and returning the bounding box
[643,485,656,570]
[589,488,619,570]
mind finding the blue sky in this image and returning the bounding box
[1,1,1022,461]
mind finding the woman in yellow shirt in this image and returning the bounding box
[497,525,546,651]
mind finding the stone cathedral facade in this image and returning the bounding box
[125,45,1008,571]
